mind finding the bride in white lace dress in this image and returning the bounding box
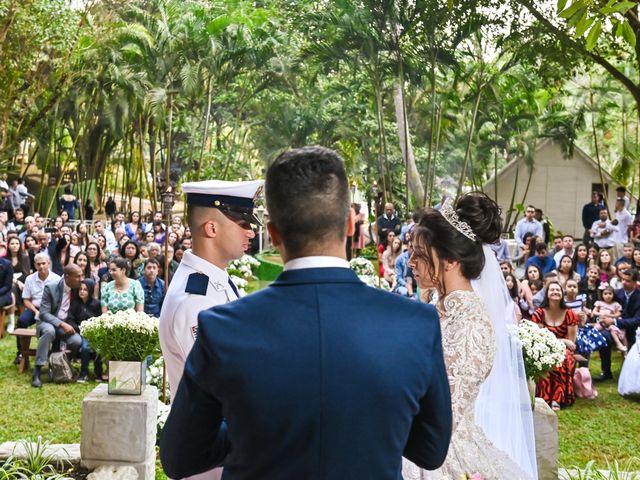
[402,193,536,480]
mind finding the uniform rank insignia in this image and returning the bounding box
[185,273,209,295]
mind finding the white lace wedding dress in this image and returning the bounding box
[402,290,531,480]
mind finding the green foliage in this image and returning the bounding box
[0,437,71,479]
[561,458,640,479]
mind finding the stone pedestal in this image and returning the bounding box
[81,384,157,480]
[533,398,558,480]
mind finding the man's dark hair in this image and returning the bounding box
[620,268,640,282]
[543,271,558,280]
[535,242,548,253]
[266,146,349,256]
[144,257,160,268]
[617,186,627,193]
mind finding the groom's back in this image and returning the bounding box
[201,268,449,479]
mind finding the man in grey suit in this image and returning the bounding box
[32,263,84,388]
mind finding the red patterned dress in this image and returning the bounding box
[532,307,577,407]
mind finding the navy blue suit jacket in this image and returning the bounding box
[615,288,640,347]
[161,267,452,480]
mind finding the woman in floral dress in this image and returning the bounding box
[101,256,144,313]
[532,281,578,410]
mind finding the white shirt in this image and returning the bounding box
[590,219,618,248]
[22,270,61,309]
[284,256,350,271]
[159,249,240,397]
[553,248,575,267]
[612,208,633,244]
[58,282,72,321]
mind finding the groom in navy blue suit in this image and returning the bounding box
[161,146,452,479]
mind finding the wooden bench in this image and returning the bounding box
[10,328,37,374]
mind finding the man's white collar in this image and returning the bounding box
[284,256,350,271]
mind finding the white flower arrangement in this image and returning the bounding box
[349,257,375,277]
[228,254,260,280]
[230,274,248,296]
[350,257,390,290]
[358,274,391,291]
[80,310,160,362]
[156,399,171,444]
[147,356,168,397]
[510,320,566,380]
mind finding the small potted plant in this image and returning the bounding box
[80,310,159,395]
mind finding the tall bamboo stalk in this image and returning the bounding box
[456,86,483,199]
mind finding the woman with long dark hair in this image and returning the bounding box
[532,281,578,411]
[402,192,535,479]
[68,278,102,382]
[4,237,30,308]
[100,257,144,313]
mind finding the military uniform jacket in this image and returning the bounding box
[161,266,452,480]
[159,249,239,395]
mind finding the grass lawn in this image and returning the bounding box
[1,333,638,475]
[558,353,640,468]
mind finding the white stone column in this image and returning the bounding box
[533,398,559,480]
[81,384,158,480]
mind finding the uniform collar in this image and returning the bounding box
[180,249,229,282]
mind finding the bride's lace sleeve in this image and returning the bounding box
[441,292,496,428]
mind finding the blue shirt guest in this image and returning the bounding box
[526,242,557,275]
[514,205,543,249]
[139,258,165,317]
[160,146,452,479]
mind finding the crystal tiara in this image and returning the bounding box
[440,198,477,241]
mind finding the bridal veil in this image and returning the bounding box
[471,244,538,479]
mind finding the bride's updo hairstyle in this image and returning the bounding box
[411,192,502,288]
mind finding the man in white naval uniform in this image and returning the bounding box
[159,179,263,480]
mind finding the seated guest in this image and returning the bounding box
[68,278,102,382]
[393,244,416,299]
[139,258,164,317]
[596,248,617,282]
[525,242,556,275]
[555,255,581,289]
[532,281,578,411]
[615,243,634,266]
[489,237,511,262]
[572,244,590,280]
[101,257,144,313]
[15,254,61,363]
[32,263,84,388]
[533,271,559,309]
[595,268,640,381]
[553,235,576,267]
[0,255,15,332]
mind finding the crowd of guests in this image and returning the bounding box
[0,190,192,385]
[370,190,640,411]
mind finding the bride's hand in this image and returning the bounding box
[563,339,576,351]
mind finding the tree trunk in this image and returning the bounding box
[456,86,483,199]
[393,82,425,206]
[591,89,611,217]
